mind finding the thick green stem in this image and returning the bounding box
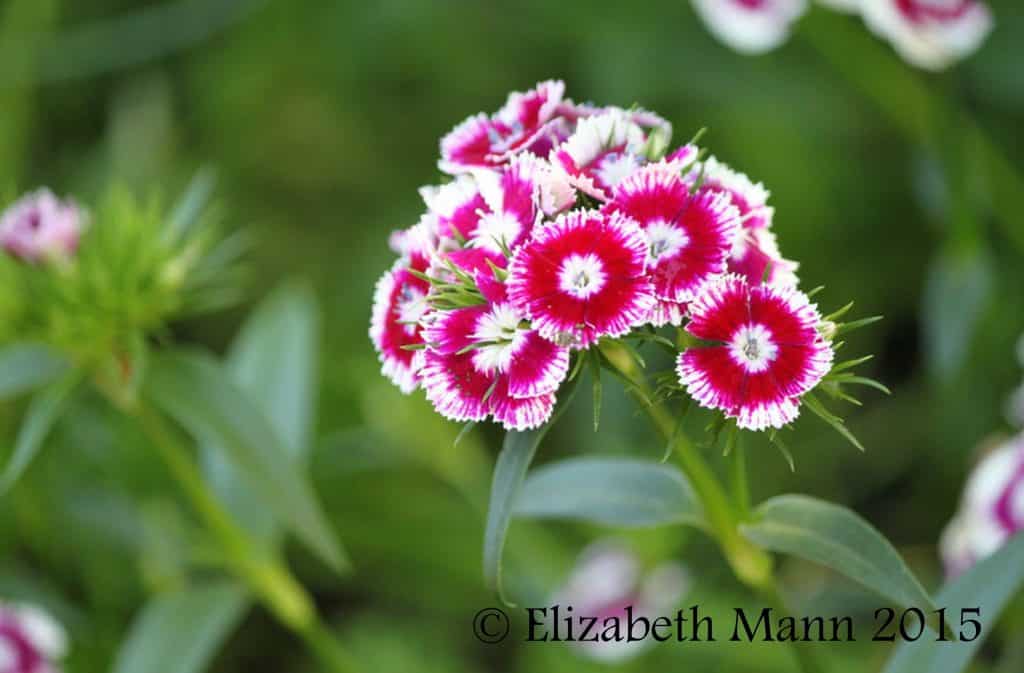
[602,344,772,590]
[732,435,750,517]
[602,344,820,673]
[134,403,359,673]
[642,391,773,591]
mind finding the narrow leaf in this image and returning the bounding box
[144,349,348,572]
[882,533,1024,673]
[201,281,321,549]
[742,495,936,614]
[922,249,991,381]
[0,343,68,399]
[0,374,79,494]
[167,168,216,243]
[112,581,249,673]
[483,381,578,604]
[513,457,703,529]
[804,393,865,452]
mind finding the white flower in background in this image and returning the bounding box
[0,603,67,673]
[550,541,690,662]
[940,435,1024,577]
[691,0,809,54]
[860,0,994,70]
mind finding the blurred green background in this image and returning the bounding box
[2,0,1023,671]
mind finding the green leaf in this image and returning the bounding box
[741,495,935,614]
[201,281,321,547]
[167,168,216,243]
[0,343,68,399]
[0,374,79,494]
[882,533,1024,673]
[513,457,703,529]
[143,348,347,573]
[922,249,991,381]
[483,381,578,604]
[112,581,249,673]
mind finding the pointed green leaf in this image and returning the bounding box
[513,457,703,529]
[1,374,79,494]
[882,533,1024,673]
[167,168,216,243]
[144,348,347,572]
[112,581,249,673]
[922,249,991,381]
[483,381,578,604]
[0,343,68,399]
[201,281,321,549]
[742,495,935,614]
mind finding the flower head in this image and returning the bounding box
[551,110,648,200]
[691,0,808,54]
[419,290,570,430]
[551,541,689,662]
[606,162,741,304]
[0,603,66,673]
[692,157,798,287]
[677,275,833,430]
[940,435,1024,576]
[440,80,566,173]
[0,190,84,264]
[860,0,993,70]
[370,222,435,394]
[507,210,655,348]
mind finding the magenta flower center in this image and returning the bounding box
[895,0,973,24]
[729,323,779,373]
[558,253,608,299]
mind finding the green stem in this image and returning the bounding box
[134,402,359,673]
[601,344,771,590]
[601,344,820,673]
[732,435,750,518]
[799,6,1024,255]
[763,584,825,673]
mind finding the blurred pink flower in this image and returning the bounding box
[860,0,994,70]
[940,435,1024,576]
[691,0,808,54]
[0,603,66,673]
[0,189,83,264]
[551,541,689,662]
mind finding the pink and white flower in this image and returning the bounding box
[696,157,799,287]
[420,176,487,243]
[0,189,83,264]
[440,81,566,173]
[469,158,546,255]
[370,230,434,393]
[606,162,741,306]
[0,603,66,673]
[507,210,655,349]
[691,0,808,54]
[551,541,689,662]
[860,0,993,70]
[551,110,648,201]
[419,285,570,431]
[677,275,833,430]
[940,435,1024,576]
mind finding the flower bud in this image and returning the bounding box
[0,189,84,264]
[0,602,66,673]
[940,435,1024,576]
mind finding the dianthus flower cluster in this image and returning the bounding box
[371,81,839,431]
